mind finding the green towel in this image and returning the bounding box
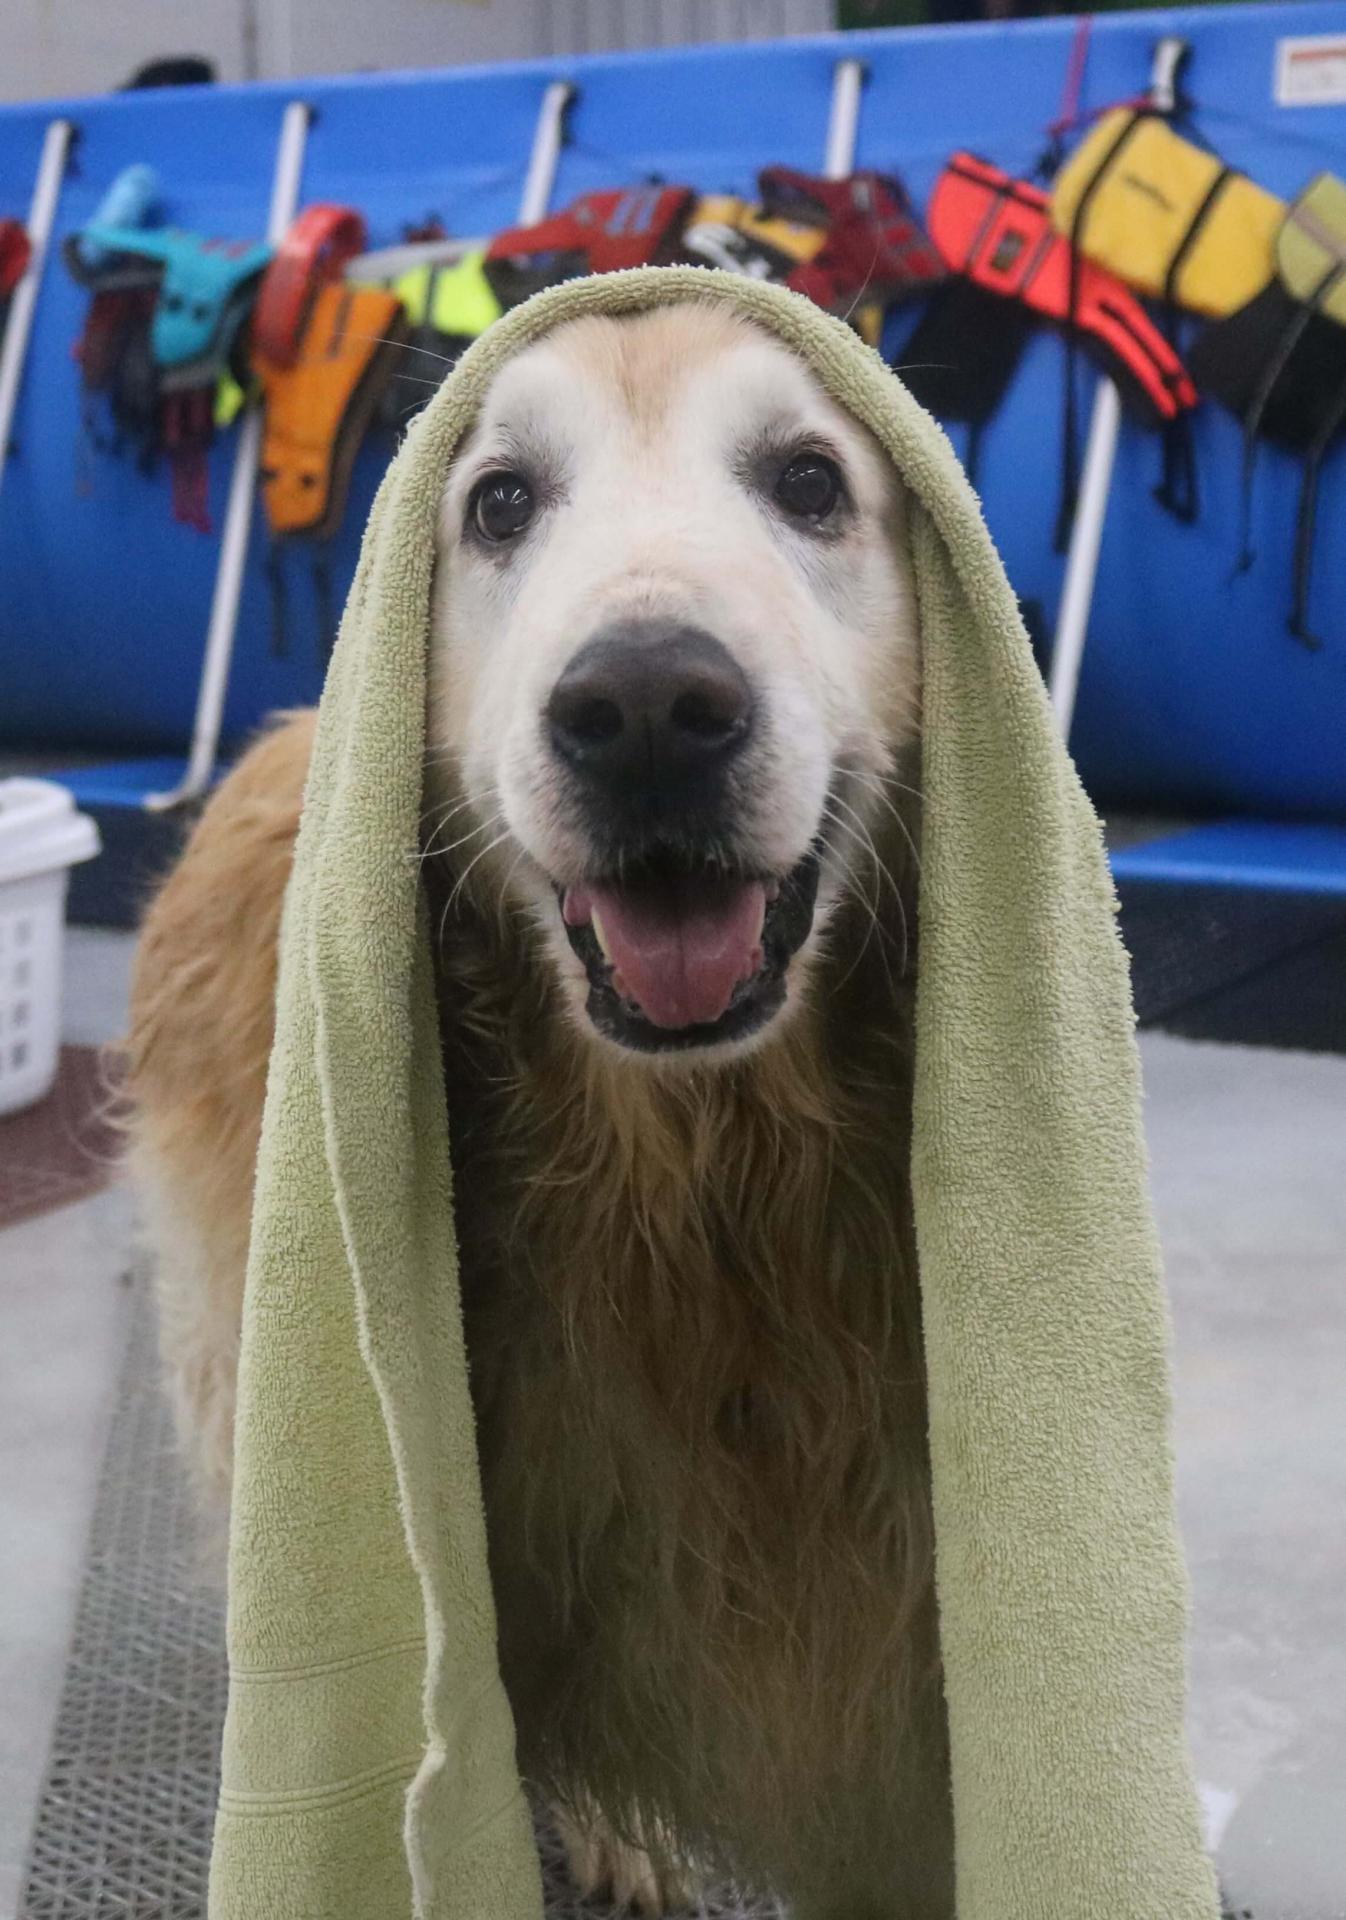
[210,266,1218,1920]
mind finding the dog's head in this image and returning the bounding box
[429,301,919,1060]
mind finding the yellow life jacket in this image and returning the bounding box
[1049,108,1284,319]
[679,197,882,343]
[382,248,501,338]
[681,195,826,278]
[1277,172,1346,327]
[1187,174,1346,648]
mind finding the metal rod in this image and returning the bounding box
[146,99,311,811]
[0,118,75,504]
[823,57,865,181]
[1048,34,1190,743]
[518,80,574,226]
[1048,376,1121,733]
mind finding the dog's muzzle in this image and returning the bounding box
[545,618,818,1051]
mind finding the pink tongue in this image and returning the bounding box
[583,875,766,1030]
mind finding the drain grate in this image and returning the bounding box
[17,1287,781,1918]
[18,1286,227,1918]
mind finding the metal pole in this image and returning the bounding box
[518,80,574,227]
[147,99,311,811]
[1048,376,1121,732]
[1049,34,1189,741]
[823,57,864,181]
[0,118,75,503]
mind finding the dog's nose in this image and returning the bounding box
[547,622,753,798]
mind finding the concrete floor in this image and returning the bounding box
[0,932,135,1918]
[0,927,1343,1917]
[1150,1036,1346,1919]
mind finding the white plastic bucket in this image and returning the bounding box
[0,779,101,1116]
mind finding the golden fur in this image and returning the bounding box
[127,310,951,1917]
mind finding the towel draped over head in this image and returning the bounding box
[209,267,1219,1920]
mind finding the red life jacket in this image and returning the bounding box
[757,167,944,312]
[252,204,368,368]
[486,186,693,307]
[0,219,30,298]
[928,153,1195,425]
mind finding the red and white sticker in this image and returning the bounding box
[1276,34,1346,107]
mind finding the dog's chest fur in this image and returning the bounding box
[433,882,951,1901]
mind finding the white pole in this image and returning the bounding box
[823,57,864,181]
[518,81,574,226]
[0,118,74,504]
[1049,33,1189,743]
[147,99,311,811]
[1048,376,1121,732]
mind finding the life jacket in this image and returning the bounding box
[255,281,408,656]
[75,224,272,529]
[72,285,159,437]
[901,154,1195,530]
[678,187,897,346]
[256,281,407,540]
[65,167,162,444]
[390,246,500,338]
[1279,171,1346,327]
[78,225,271,385]
[252,204,367,368]
[1189,174,1346,649]
[349,241,502,427]
[0,219,30,300]
[1049,108,1284,320]
[929,155,1195,422]
[66,175,166,486]
[64,165,162,311]
[756,166,945,313]
[680,194,826,280]
[485,186,693,308]
[0,217,28,353]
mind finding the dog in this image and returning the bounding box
[126,302,952,1918]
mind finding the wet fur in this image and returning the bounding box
[127,310,953,1916]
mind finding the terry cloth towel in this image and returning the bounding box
[210,266,1218,1920]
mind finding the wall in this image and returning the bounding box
[2,0,250,100]
[0,0,836,102]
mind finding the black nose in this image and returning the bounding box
[547,621,753,801]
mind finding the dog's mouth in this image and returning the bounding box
[558,845,822,1054]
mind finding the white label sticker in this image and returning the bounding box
[1276,33,1346,107]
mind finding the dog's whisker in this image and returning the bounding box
[824,795,908,989]
[418,787,474,823]
[440,826,515,936]
[847,817,911,982]
[422,802,480,848]
[821,801,899,994]
[420,808,504,866]
[348,332,460,368]
[839,243,882,330]
[418,800,505,866]
[842,772,925,881]
[421,821,502,868]
[493,844,530,923]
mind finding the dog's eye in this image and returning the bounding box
[773,452,843,523]
[470,470,535,543]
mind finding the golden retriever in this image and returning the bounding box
[126,303,950,1917]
